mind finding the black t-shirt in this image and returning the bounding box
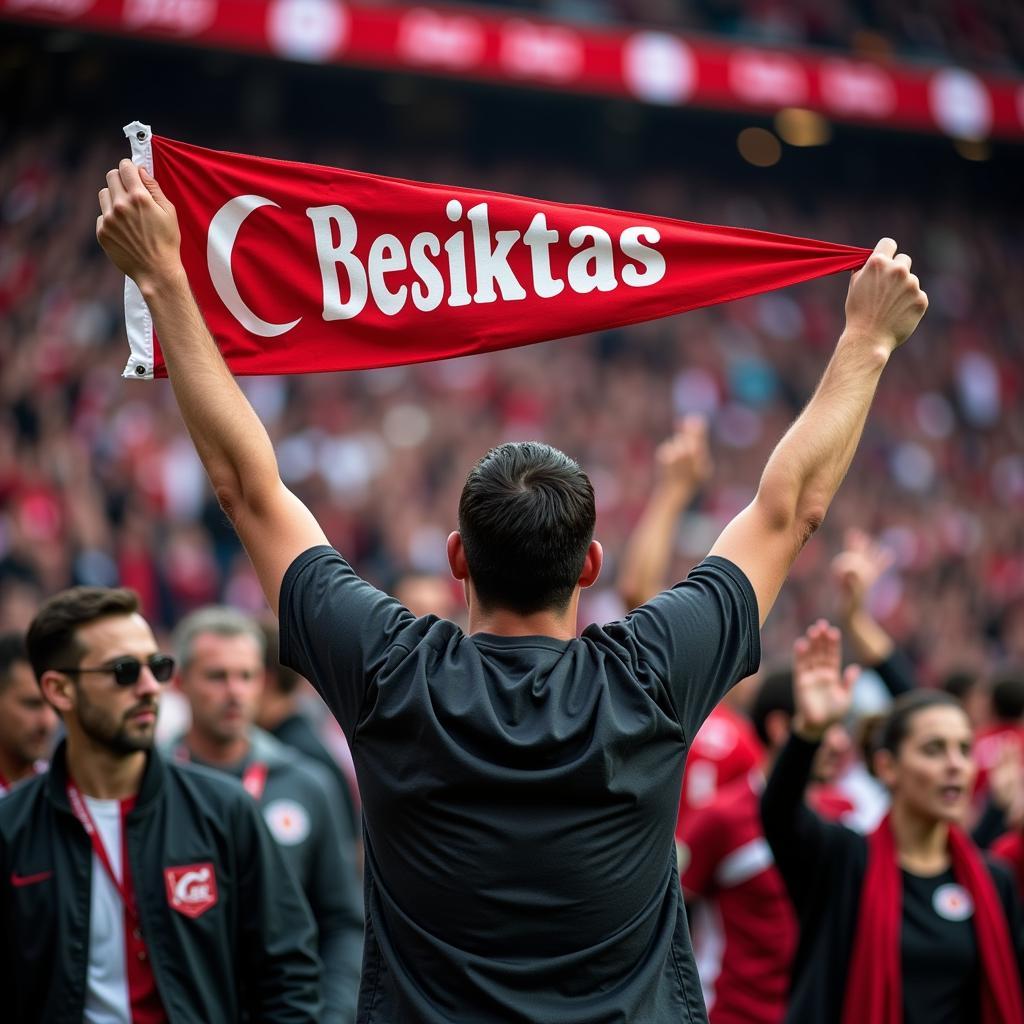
[903,868,979,1024]
[280,546,760,1024]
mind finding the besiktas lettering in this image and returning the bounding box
[306,199,666,320]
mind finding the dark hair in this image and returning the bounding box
[876,690,965,756]
[0,632,30,693]
[457,442,596,615]
[26,587,140,681]
[990,671,1024,722]
[856,712,887,778]
[750,668,794,747]
[941,669,978,702]
[260,621,302,695]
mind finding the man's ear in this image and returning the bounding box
[40,670,74,716]
[447,531,469,581]
[578,540,603,589]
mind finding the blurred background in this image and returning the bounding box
[0,0,1022,683]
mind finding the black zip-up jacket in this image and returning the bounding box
[0,741,322,1023]
[761,733,1022,1023]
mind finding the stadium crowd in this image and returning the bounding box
[1,122,1023,686]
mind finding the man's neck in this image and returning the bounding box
[891,802,950,875]
[183,728,251,767]
[65,733,146,801]
[0,746,35,786]
[467,594,581,641]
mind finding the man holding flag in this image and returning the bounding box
[96,149,926,1022]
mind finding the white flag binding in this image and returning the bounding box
[121,121,155,380]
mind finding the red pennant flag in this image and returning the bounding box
[121,121,870,379]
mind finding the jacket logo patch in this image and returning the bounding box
[263,799,311,846]
[164,862,218,918]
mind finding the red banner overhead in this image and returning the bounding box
[4,0,1024,140]
[120,123,870,378]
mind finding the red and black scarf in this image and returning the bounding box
[843,813,1023,1024]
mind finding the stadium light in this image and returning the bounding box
[953,138,991,161]
[737,127,782,167]
[774,107,831,147]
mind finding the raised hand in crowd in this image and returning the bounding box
[831,528,915,695]
[654,415,713,497]
[832,529,892,628]
[791,619,859,742]
[617,414,711,609]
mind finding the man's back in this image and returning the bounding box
[280,546,759,1023]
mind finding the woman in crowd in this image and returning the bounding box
[761,620,1024,1024]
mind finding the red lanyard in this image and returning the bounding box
[67,779,138,922]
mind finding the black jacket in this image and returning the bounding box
[0,741,322,1023]
[173,728,363,1023]
[761,733,1022,1023]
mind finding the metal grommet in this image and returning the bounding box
[135,365,146,376]
[136,130,146,142]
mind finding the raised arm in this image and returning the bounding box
[96,160,327,614]
[710,239,928,625]
[761,620,858,906]
[617,415,712,609]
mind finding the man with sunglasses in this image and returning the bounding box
[0,585,322,1023]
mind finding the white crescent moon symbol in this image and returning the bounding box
[207,195,302,337]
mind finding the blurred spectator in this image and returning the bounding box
[678,669,799,1024]
[393,571,465,622]
[171,607,363,1024]
[942,668,991,731]
[762,622,1024,1023]
[972,669,1024,802]
[0,630,56,794]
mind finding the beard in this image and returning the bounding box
[76,687,158,756]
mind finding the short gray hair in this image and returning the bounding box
[173,606,266,670]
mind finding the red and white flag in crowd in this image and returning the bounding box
[121,121,870,379]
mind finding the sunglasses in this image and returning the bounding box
[58,654,176,687]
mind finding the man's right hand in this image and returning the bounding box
[97,159,183,294]
[791,619,859,742]
[844,237,928,354]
